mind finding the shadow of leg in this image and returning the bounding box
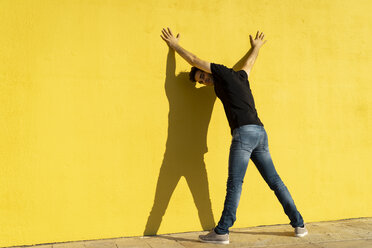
[185,156,216,231]
[144,158,181,236]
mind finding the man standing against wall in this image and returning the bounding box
[160,27,308,244]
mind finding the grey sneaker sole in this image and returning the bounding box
[198,236,230,244]
[295,230,308,237]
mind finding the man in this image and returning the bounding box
[160,27,308,244]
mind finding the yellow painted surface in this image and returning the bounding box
[0,0,371,246]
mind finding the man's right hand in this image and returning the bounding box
[250,31,267,49]
[160,27,211,73]
[160,27,180,49]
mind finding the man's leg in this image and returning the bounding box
[214,128,260,235]
[250,129,304,228]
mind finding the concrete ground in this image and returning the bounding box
[9,217,372,248]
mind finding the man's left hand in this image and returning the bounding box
[250,31,267,49]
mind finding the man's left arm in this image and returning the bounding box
[240,31,267,77]
[161,27,211,73]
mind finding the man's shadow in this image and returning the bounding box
[143,48,217,235]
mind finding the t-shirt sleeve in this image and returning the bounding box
[211,63,248,83]
[211,63,230,78]
[239,69,248,80]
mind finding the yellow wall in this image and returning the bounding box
[0,0,371,246]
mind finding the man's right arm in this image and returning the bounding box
[161,27,211,73]
[173,44,211,73]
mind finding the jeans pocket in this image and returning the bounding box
[238,130,260,152]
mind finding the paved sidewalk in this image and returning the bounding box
[10,217,372,248]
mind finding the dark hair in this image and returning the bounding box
[189,66,200,82]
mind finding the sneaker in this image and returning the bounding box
[295,225,308,237]
[198,229,229,244]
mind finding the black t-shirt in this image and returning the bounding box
[211,63,263,134]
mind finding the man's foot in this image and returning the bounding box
[198,229,229,244]
[295,225,308,237]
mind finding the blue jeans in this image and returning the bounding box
[214,125,304,234]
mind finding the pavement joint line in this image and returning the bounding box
[174,238,187,248]
[244,243,312,248]
[250,243,315,248]
[142,239,154,248]
[309,237,372,244]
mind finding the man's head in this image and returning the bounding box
[189,66,214,86]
